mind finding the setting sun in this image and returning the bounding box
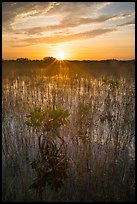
[55,52,65,60]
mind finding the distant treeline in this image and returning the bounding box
[2,57,135,79]
[2,57,135,63]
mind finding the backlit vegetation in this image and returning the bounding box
[2,59,135,202]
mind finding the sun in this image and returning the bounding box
[55,52,65,60]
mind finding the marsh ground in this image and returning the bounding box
[2,59,135,202]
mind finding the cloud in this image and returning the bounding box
[2,2,134,36]
[12,28,116,47]
[2,2,59,31]
[46,2,111,16]
[2,2,111,31]
[3,2,134,38]
[2,2,134,49]
[15,13,128,36]
[117,19,135,27]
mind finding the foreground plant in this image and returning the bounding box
[25,107,70,200]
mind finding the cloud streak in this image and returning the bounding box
[117,19,135,27]
[2,2,59,31]
[2,2,112,32]
[21,15,117,35]
[12,28,116,47]
[14,12,133,36]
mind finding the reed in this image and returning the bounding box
[2,61,135,202]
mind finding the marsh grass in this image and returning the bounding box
[2,61,135,202]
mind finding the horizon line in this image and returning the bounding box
[2,57,135,61]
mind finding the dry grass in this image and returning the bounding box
[2,60,135,202]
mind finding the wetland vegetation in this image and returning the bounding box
[2,58,135,202]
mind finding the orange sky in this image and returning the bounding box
[2,2,135,60]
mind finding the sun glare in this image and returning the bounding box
[55,52,65,60]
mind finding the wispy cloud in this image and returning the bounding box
[2,2,111,31]
[13,12,133,36]
[2,2,59,31]
[117,19,135,27]
[12,28,116,47]
[19,15,117,35]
